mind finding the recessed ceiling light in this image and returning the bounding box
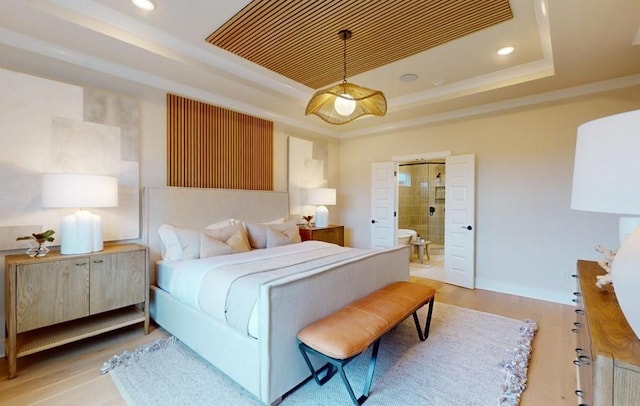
[399,73,418,83]
[433,79,446,87]
[497,46,515,56]
[132,0,155,11]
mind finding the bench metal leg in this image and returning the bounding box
[412,298,435,341]
[299,339,381,405]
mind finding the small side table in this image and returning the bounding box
[410,240,431,263]
[298,225,344,246]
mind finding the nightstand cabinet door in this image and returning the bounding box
[90,250,146,315]
[16,258,90,333]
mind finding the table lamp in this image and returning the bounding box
[42,173,118,254]
[570,108,640,338]
[307,188,336,228]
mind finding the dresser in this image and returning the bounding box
[4,243,149,378]
[573,260,640,405]
[298,225,344,246]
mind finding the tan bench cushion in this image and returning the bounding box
[297,281,435,359]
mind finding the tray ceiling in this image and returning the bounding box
[207,0,513,89]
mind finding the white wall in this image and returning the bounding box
[336,86,640,304]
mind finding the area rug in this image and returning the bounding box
[104,303,536,406]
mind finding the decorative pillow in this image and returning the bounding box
[200,223,251,258]
[266,221,302,248]
[172,226,202,260]
[245,222,268,249]
[158,224,201,261]
[244,218,291,248]
[157,219,241,261]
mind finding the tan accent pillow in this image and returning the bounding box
[200,223,251,258]
[266,221,302,248]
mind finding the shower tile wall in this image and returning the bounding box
[398,163,445,245]
[428,163,445,245]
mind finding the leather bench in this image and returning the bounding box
[297,281,436,405]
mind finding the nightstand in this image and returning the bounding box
[4,243,149,378]
[299,225,344,246]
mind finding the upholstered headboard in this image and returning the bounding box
[143,187,289,281]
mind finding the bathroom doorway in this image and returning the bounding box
[398,161,445,279]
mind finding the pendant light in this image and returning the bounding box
[305,30,387,125]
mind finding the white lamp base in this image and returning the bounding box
[611,225,640,339]
[315,205,329,228]
[61,210,104,255]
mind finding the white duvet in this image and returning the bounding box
[157,241,367,338]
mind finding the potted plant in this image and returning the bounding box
[17,229,55,257]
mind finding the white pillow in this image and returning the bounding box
[158,224,183,261]
[205,218,239,230]
[262,217,286,224]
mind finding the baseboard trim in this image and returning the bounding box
[475,278,574,305]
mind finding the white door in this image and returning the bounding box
[444,154,476,288]
[370,162,397,248]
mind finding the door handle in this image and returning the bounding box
[371,219,377,224]
[461,225,472,230]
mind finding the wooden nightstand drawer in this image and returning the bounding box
[299,225,344,246]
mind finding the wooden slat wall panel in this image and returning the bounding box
[167,94,273,190]
[206,0,512,89]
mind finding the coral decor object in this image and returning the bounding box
[594,245,616,288]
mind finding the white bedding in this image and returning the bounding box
[156,241,368,338]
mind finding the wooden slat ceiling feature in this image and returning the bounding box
[206,0,513,89]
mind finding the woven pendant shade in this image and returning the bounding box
[306,30,387,125]
[306,82,387,125]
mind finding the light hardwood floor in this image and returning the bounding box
[0,278,577,405]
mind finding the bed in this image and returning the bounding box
[143,187,409,405]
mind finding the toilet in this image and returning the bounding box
[397,228,417,245]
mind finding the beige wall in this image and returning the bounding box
[335,86,640,303]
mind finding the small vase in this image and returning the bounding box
[26,243,49,258]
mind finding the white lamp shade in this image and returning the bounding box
[42,174,118,254]
[42,174,118,208]
[307,188,336,206]
[571,109,640,216]
[307,188,336,228]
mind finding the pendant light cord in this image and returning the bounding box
[338,29,352,84]
[342,33,347,83]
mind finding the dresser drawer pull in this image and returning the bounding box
[572,328,578,334]
[572,274,578,278]
[573,291,581,297]
[575,309,584,315]
[575,389,584,398]
[572,298,580,303]
[75,262,87,266]
[577,355,591,365]
[93,259,104,264]
[574,322,582,328]
[575,347,584,355]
